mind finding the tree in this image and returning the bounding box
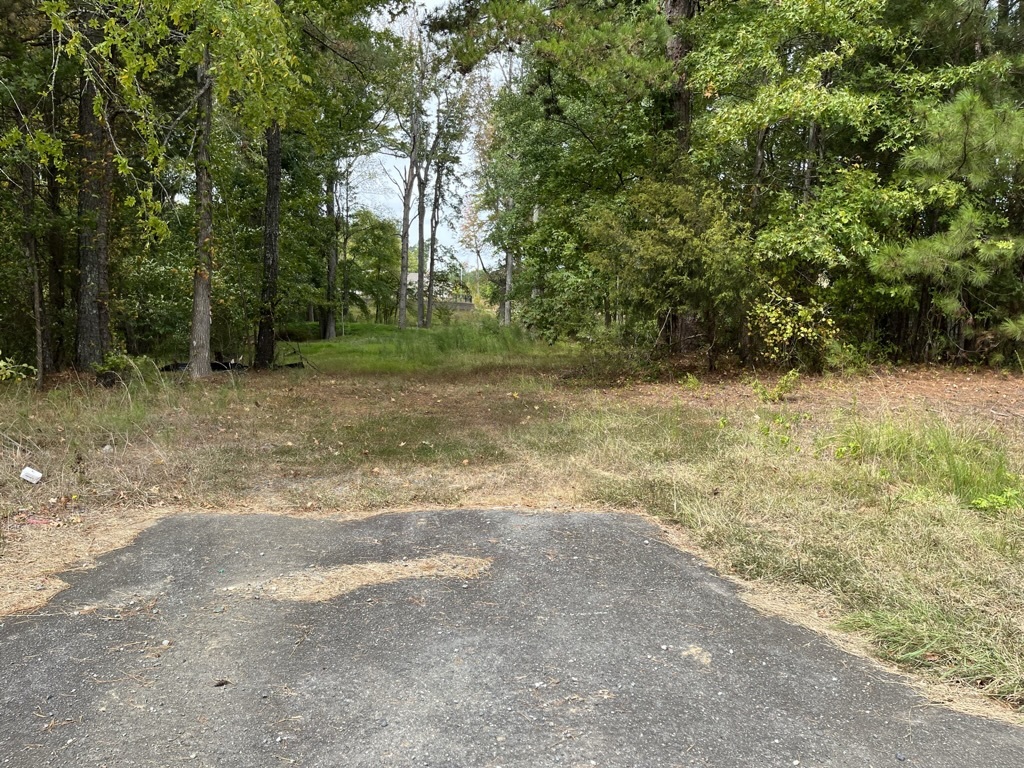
[350,209,402,323]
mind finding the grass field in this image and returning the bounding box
[2,320,1023,716]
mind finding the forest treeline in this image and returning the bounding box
[2,1,1023,382]
[456,0,1024,370]
[0,0,478,382]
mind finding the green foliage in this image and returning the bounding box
[468,0,1024,367]
[584,175,752,346]
[749,370,801,404]
[349,210,402,323]
[971,489,1024,514]
[749,291,836,369]
[93,351,134,375]
[0,351,34,382]
[680,373,701,392]
[823,340,874,375]
[5,0,1024,376]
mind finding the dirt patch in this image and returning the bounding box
[237,553,493,603]
[0,508,160,616]
[607,366,1024,423]
[0,500,507,618]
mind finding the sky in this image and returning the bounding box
[358,0,491,273]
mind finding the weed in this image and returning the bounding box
[824,341,873,375]
[680,373,702,392]
[750,369,800,403]
[971,489,1024,513]
[0,354,34,384]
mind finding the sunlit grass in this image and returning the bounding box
[296,317,578,376]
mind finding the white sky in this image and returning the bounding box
[360,0,486,271]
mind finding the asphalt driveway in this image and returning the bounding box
[1,509,1020,767]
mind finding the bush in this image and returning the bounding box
[0,351,34,382]
[750,370,801,403]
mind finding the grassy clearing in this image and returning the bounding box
[295,317,576,377]
[2,336,1024,712]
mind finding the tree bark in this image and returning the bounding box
[751,126,767,207]
[187,46,214,379]
[398,154,416,329]
[254,121,282,369]
[663,0,698,151]
[426,164,444,328]
[416,159,428,327]
[398,44,425,331]
[322,168,338,340]
[502,250,513,326]
[23,162,46,389]
[802,71,830,201]
[340,177,352,332]
[75,76,113,369]
[803,121,820,203]
[45,160,65,370]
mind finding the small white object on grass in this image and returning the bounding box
[20,466,42,484]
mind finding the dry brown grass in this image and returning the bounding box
[3,364,1024,720]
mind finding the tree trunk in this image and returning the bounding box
[46,160,65,371]
[254,121,282,369]
[398,156,416,329]
[751,126,767,207]
[340,178,352,333]
[663,0,698,151]
[22,162,46,389]
[75,76,113,369]
[398,47,424,331]
[660,310,686,354]
[913,282,931,363]
[704,306,718,372]
[803,121,820,203]
[802,71,830,201]
[187,46,214,379]
[426,165,444,328]
[502,250,513,326]
[322,168,338,340]
[416,162,428,328]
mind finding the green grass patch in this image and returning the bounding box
[825,417,1021,507]
[297,320,578,376]
[555,399,1024,707]
[331,413,508,467]
[840,605,1024,706]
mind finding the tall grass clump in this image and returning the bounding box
[827,416,1022,507]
